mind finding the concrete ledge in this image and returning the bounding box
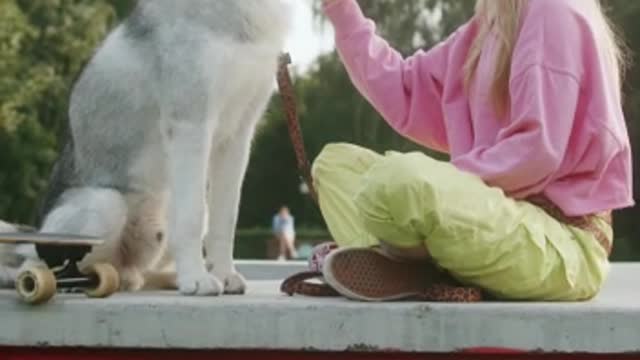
[1,263,640,354]
[236,260,307,280]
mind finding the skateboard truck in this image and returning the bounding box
[52,259,100,292]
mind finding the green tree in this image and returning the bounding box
[0,0,119,223]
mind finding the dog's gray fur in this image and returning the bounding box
[0,0,291,295]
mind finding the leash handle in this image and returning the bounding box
[277,53,318,204]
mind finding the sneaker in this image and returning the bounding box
[322,247,441,302]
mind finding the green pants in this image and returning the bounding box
[311,143,612,301]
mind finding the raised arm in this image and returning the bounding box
[322,0,466,153]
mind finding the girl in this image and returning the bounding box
[313,0,634,302]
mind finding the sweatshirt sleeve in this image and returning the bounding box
[324,0,463,153]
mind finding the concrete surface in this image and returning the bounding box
[0,262,639,354]
[236,260,307,280]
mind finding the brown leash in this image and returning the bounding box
[277,53,336,297]
[277,53,318,204]
[280,271,340,297]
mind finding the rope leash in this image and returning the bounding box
[277,53,318,204]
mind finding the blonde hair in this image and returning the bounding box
[463,0,627,118]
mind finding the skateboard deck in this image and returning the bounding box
[0,233,103,247]
[0,232,119,305]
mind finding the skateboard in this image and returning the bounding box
[0,233,120,305]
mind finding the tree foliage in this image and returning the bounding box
[0,0,118,223]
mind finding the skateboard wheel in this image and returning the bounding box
[83,263,120,298]
[16,267,57,305]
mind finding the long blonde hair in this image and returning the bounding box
[463,0,627,118]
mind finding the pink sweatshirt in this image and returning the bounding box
[324,0,634,216]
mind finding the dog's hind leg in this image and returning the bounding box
[38,188,128,271]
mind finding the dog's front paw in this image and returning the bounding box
[177,270,223,296]
[213,270,247,295]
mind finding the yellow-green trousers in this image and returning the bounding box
[312,143,612,301]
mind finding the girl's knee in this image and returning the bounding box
[357,154,439,215]
[353,155,439,249]
[312,143,381,184]
[313,144,339,182]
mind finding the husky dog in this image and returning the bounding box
[0,0,291,296]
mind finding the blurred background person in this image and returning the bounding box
[272,206,298,261]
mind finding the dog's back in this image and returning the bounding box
[129,0,289,43]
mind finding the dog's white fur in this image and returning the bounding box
[0,221,20,287]
[0,0,291,296]
[0,221,40,287]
